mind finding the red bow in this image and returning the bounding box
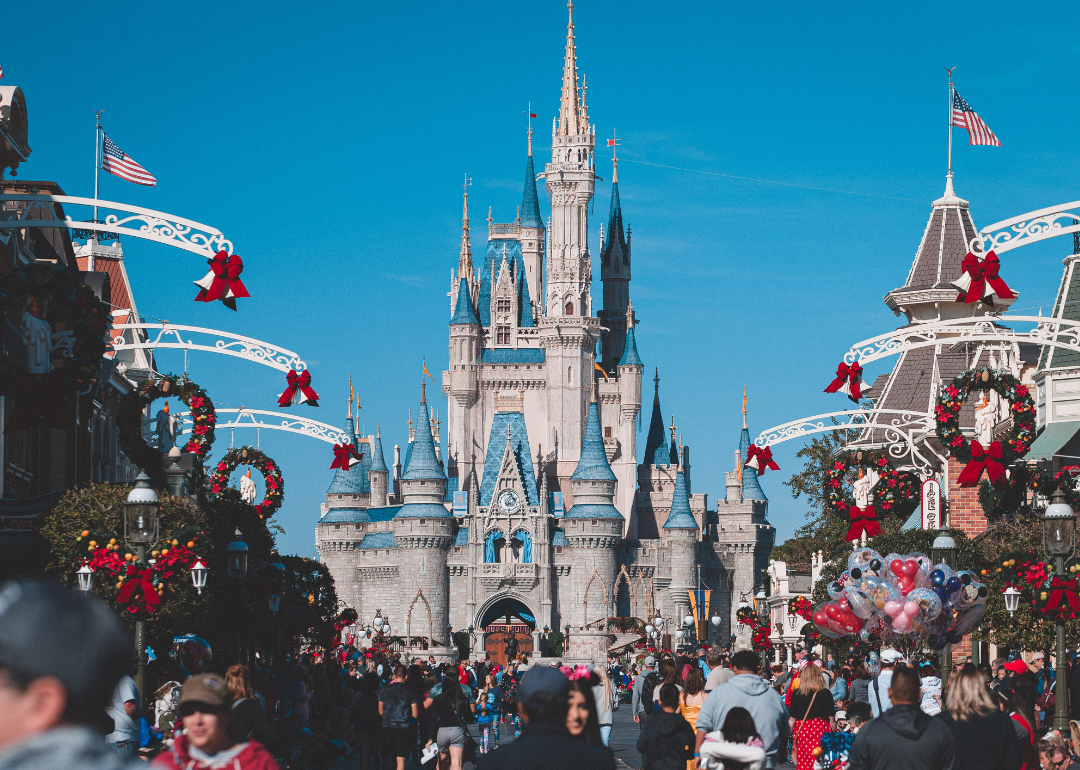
[957,440,1007,488]
[117,567,161,610]
[957,251,1014,304]
[1046,576,1080,613]
[194,250,251,311]
[330,443,362,471]
[824,361,865,402]
[278,370,320,407]
[745,445,779,476]
[847,505,881,541]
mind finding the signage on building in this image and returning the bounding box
[453,491,468,517]
[552,492,564,518]
[921,479,941,529]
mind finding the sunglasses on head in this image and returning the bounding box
[178,702,225,717]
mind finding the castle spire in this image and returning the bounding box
[644,369,670,465]
[559,1,580,136]
[521,127,544,229]
[348,374,354,420]
[459,175,473,277]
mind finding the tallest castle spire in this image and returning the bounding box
[559,2,581,136]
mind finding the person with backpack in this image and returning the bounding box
[635,657,661,728]
[637,683,697,770]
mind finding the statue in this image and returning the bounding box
[973,393,996,447]
[239,468,257,505]
[20,298,53,375]
[154,401,178,452]
[852,466,878,510]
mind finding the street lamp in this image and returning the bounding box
[268,594,281,615]
[125,472,160,700]
[124,472,159,547]
[1003,586,1021,617]
[76,563,95,592]
[227,529,249,580]
[736,599,750,636]
[931,528,958,690]
[190,559,209,594]
[1043,487,1076,733]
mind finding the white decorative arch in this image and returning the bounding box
[753,409,941,474]
[0,194,233,258]
[583,568,610,631]
[111,322,307,373]
[173,407,348,445]
[842,314,1080,368]
[973,201,1080,255]
[405,589,434,646]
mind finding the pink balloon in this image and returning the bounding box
[904,600,919,617]
[884,600,902,617]
[892,614,913,633]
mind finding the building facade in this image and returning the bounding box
[315,6,775,662]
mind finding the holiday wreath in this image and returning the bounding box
[117,374,217,486]
[0,261,111,397]
[934,367,1035,487]
[824,450,921,522]
[208,446,284,519]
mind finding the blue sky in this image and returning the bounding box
[5,0,1080,556]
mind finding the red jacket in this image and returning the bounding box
[153,734,280,770]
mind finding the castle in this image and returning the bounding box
[315,4,775,662]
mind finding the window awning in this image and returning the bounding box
[1025,421,1080,461]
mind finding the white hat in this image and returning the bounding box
[881,649,905,664]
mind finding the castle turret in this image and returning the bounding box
[393,383,454,647]
[643,369,669,466]
[599,147,631,371]
[617,301,643,422]
[663,469,699,627]
[520,123,546,313]
[369,424,389,507]
[563,400,621,629]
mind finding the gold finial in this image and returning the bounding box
[742,387,748,429]
[669,415,677,446]
[348,374,354,419]
[610,129,619,184]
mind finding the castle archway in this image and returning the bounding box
[476,594,537,667]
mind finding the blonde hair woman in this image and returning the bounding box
[788,663,834,770]
[937,667,1023,770]
[591,664,616,747]
[222,664,271,745]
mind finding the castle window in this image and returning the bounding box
[496,327,510,345]
[565,301,574,316]
[335,524,340,530]
[556,547,563,554]
[604,427,612,438]
[455,547,461,553]
[497,299,511,313]
[419,519,425,525]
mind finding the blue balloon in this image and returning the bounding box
[930,569,946,587]
[945,577,962,594]
[934,586,950,603]
[928,634,947,650]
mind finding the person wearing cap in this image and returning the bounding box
[476,666,614,770]
[152,673,278,770]
[0,579,137,770]
[633,656,658,727]
[869,650,904,718]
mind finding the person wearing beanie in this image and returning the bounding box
[152,674,279,770]
[0,579,137,770]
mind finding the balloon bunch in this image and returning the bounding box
[813,548,989,648]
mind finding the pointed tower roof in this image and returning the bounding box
[1038,235,1080,370]
[370,425,389,474]
[619,302,643,366]
[571,401,617,482]
[450,277,479,325]
[739,393,767,502]
[521,142,544,229]
[458,175,473,278]
[401,383,446,481]
[478,240,534,328]
[644,369,670,465]
[600,152,628,268]
[327,395,365,494]
[558,1,581,137]
[663,470,699,529]
[479,411,539,505]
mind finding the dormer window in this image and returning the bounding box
[496,327,511,345]
[496,299,512,313]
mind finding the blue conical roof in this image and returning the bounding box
[370,428,388,473]
[450,278,479,325]
[401,385,446,481]
[327,414,366,493]
[600,179,629,267]
[663,470,699,529]
[521,153,544,229]
[739,427,768,502]
[571,402,617,481]
[619,323,642,366]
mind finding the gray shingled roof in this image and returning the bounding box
[1039,257,1080,370]
[902,202,978,291]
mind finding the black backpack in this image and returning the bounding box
[641,671,661,715]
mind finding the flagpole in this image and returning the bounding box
[93,110,104,221]
[945,68,956,189]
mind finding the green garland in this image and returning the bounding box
[934,367,1036,465]
[824,450,920,522]
[209,446,284,519]
[0,262,111,396]
[117,374,216,486]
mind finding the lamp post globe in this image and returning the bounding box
[190,559,209,594]
[76,563,95,592]
[645,624,654,635]
[1003,586,1021,617]
[710,615,721,628]
[124,472,159,547]
[227,529,249,580]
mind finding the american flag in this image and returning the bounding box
[101,133,156,186]
[951,91,1000,147]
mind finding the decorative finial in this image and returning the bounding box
[524,101,535,156]
[348,374,354,419]
[626,298,636,327]
[742,387,748,429]
[377,423,381,438]
[653,368,660,402]
[610,129,619,184]
[669,415,676,445]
